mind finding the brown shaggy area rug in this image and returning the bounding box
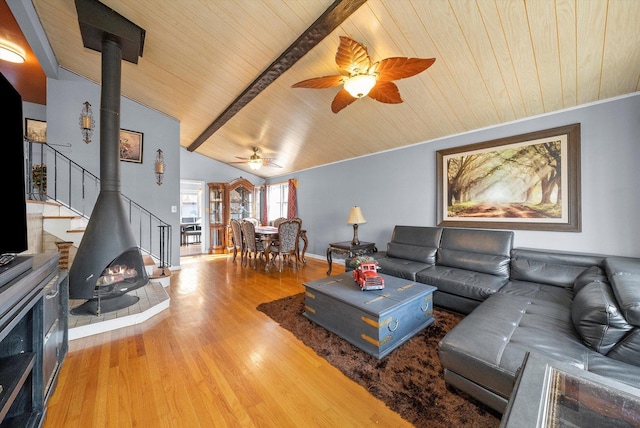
[257,293,501,428]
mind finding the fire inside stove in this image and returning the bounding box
[94,248,148,298]
[97,264,138,288]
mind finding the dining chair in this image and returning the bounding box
[230,219,245,263]
[273,217,287,228]
[291,217,304,263]
[241,220,264,269]
[269,219,301,272]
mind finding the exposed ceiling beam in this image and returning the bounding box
[187,0,367,152]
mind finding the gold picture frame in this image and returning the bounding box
[436,123,581,232]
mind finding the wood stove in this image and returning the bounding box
[68,0,147,316]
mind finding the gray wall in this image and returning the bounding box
[270,93,640,259]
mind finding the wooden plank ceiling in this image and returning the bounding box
[22,0,640,178]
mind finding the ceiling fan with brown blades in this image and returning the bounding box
[292,36,435,113]
[229,147,282,170]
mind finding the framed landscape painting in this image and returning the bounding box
[436,123,581,232]
[119,129,143,163]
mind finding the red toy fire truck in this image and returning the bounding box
[353,261,384,291]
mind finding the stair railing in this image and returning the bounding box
[26,139,172,268]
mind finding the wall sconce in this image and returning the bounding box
[347,206,367,245]
[155,149,165,185]
[79,101,94,144]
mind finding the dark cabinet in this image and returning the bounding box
[0,253,68,428]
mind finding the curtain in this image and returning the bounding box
[287,178,298,218]
[261,185,268,225]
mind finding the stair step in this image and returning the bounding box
[150,266,172,280]
[67,229,86,233]
[43,215,79,220]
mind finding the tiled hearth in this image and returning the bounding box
[68,280,170,340]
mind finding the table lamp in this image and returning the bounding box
[347,206,366,245]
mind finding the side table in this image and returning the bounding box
[326,241,376,275]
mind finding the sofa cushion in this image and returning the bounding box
[375,256,432,281]
[585,350,640,390]
[510,257,587,288]
[440,228,513,256]
[571,282,633,354]
[606,329,640,367]
[509,248,605,288]
[416,265,508,301]
[436,229,513,277]
[499,280,573,307]
[390,225,443,247]
[438,249,511,277]
[605,257,640,326]
[573,265,609,294]
[387,242,437,264]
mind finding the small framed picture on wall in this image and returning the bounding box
[119,129,144,163]
[25,118,47,143]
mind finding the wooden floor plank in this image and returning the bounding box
[44,255,413,427]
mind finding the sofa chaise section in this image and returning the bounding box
[438,250,640,413]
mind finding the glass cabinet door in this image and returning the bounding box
[208,183,226,254]
[228,177,256,223]
[209,185,224,225]
[230,186,253,221]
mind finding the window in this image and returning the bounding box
[267,182,288,222]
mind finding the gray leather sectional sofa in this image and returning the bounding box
[374,225,640,413]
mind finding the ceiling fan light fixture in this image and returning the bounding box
[248,155,263,170]
[0,42,25,63]
[343,74,376,98]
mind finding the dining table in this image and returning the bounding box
[254,226,279,271]
[254,225,308,271]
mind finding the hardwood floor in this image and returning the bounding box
[44,254,413,427]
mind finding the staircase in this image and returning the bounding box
[26,139,173,270]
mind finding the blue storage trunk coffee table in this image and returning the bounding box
[303,272,437,359]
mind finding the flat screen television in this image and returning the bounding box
[0,71,30,280]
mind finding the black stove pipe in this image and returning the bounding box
[100,37,121,192]
[68,36,143,300]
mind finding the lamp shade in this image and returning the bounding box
[248,153,263,170]
[347,206,366,225]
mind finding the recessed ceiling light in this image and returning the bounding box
[0,42,26,63]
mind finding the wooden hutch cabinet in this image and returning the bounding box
[207,178,256,254]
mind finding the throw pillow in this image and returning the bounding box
[573,265,609,294]
[572,282,633,354]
